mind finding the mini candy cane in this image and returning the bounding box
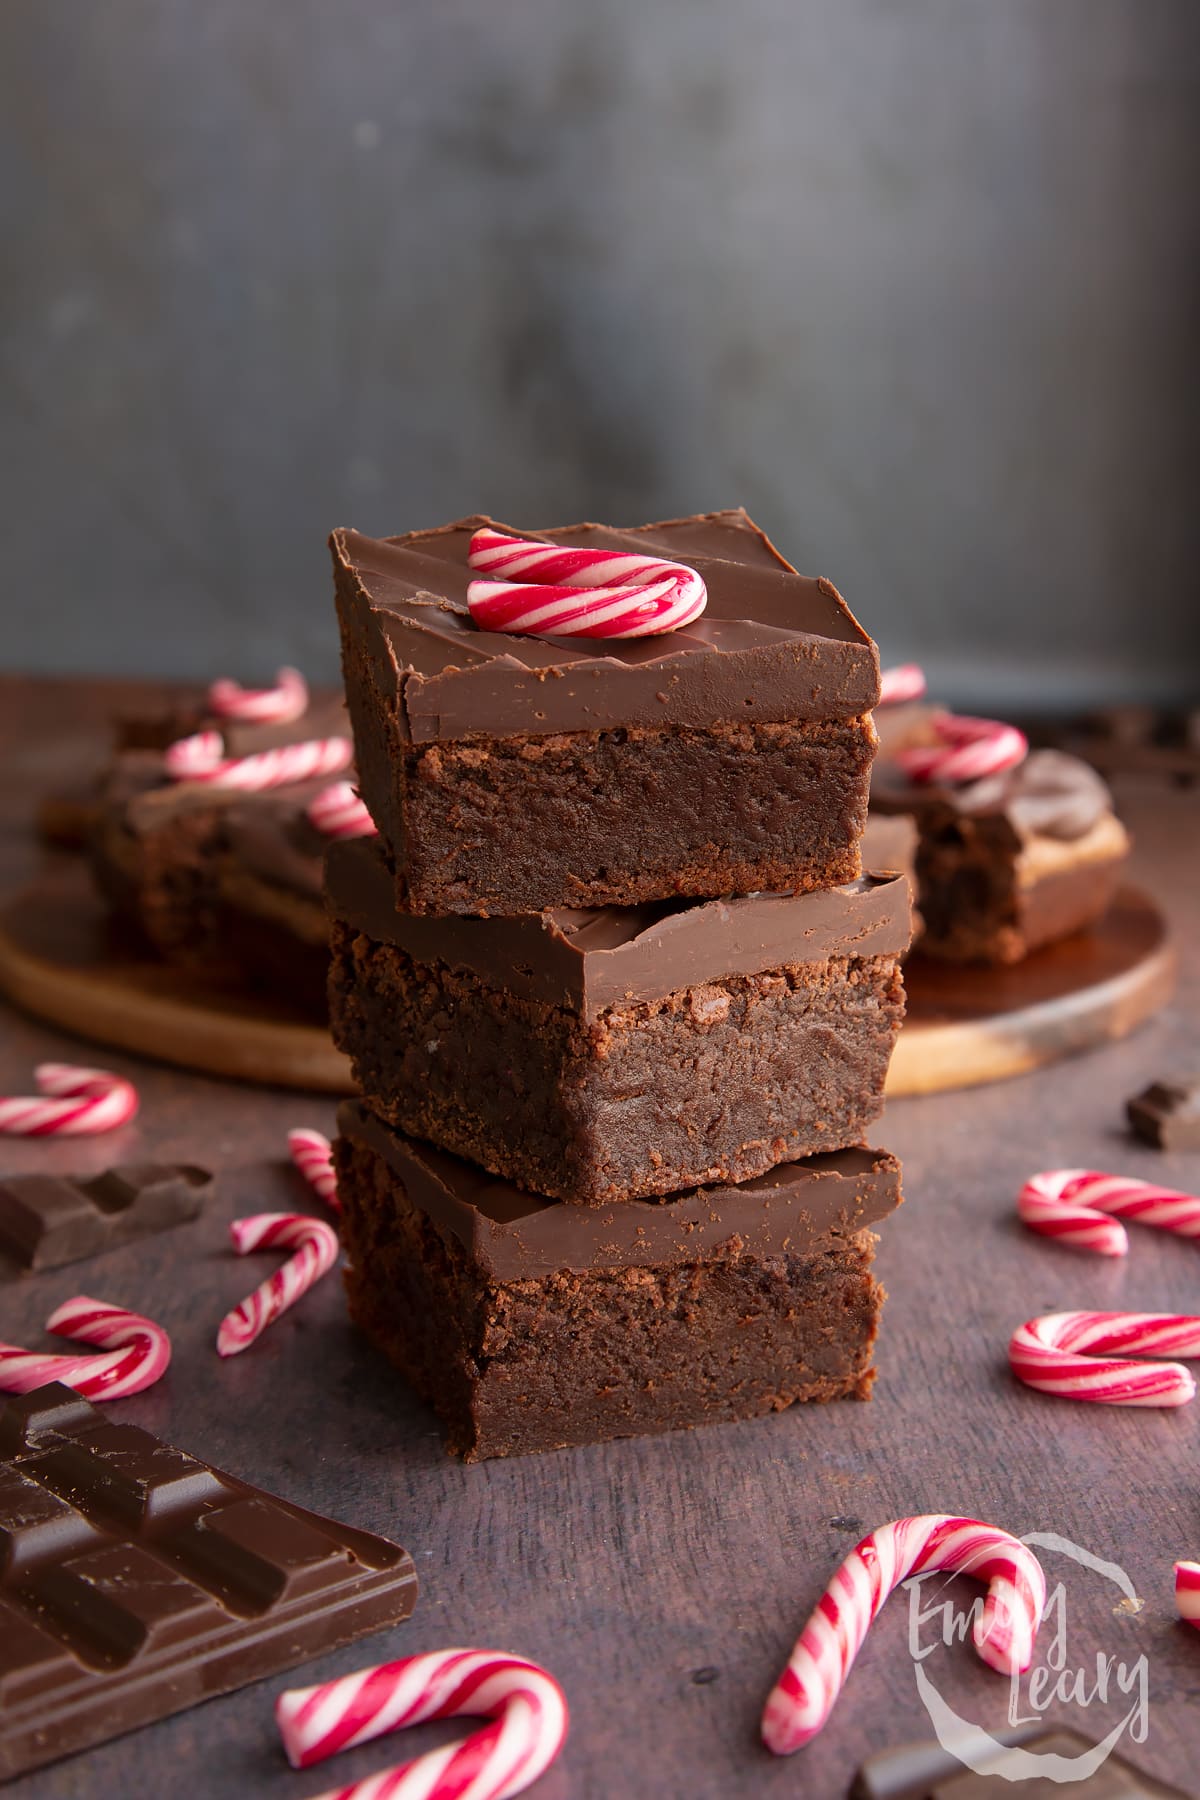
[0,1296,171,1400]
[288,1128,339,1211]
[762,1515,1045,1754]
[894,711,1027,784]
[208,666,308,725]
[0,1062,139,1136]
[275,1648,568,1800]
[216,1213,339,1357]
[165,730,352,790]
[306,781,377,840]
[1177,1562,1200,1629]
[466,526,707,638]
[1018,1168,1200,1258]
[1009,1311,1200,1406]
[878,664,927,706]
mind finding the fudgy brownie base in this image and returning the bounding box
[335,1123,893,1461]
[911,809,1129,963]
[329,921,905,1204]
[350,710,874,916]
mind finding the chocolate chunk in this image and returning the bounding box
[1127,1077,1200,1151]
[0,1163,212,1275]
[851,1728,1187,1798]
[0,1383,417,1781]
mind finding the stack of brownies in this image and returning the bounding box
[325,509,911,1460]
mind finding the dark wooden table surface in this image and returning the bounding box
[2,677,1198,1800]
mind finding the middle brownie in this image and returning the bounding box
[327,838,910,1205]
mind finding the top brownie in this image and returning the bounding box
[331,510,881,915]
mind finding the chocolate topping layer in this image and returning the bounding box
[873,748,1115,842]
[325,838,911,1016]
[331,510,880,743]
[338,1101,902,1280]
[0,1162,211,1272]
[224,789,328,901]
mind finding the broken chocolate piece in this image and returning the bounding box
[0,1163,212,1275]
[0,1383,418,1781]
[851,1726,1188,1798]
[1127,1077,1200,1151]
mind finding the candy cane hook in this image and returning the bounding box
[0,1296,171,1400]
[0,1063,139,1137]
[276,1648,568,1800]
[1018,1169,1200,1258]
[762,1515,1046,1754]
[216,1213,339,1357]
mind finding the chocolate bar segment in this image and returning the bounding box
[0,1163,212,1275]
[1126,1076,1200,1151]
[0,1384,417,1781]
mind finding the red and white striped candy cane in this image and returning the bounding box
[0,1296,171,1400]
[1009,1311,1200,1406]
[208,666,308,725]
[1177,1561,1200,1629]
[761,1515,1045,1755]
[1017,1168,1200,1258]
[288,1128,339,1211]
[216,1213,339,1357]
[164,730,352,790]
[0,1062,139,1136]
[878,664,927,706]
[306,781,377,840]
[275,1648,568,1800]
[466,527,707,638]
[894,711,1027,784]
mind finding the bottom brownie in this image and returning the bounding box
[335,1102,901,1461]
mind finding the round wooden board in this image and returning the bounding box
[887,884,1176,1094]
[0,864,1177,1096]
[0,864,355,1093]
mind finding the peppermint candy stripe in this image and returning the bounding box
[877,664,927,706]
[1018,1168,1200,1258]
[275,1647,568,1800]
[761,1515,1045,1754]
[216,1213,339,1357]
[0,1063,139,1136]
[208,666,308,725]
[894,711,1028,784]
[466,527,707,639]
[1177,1561,1200,1628]
[0,1296,171,1400]
[288,1128,340,1211]
[1009,1311,1200,1406]
[164,730,352,791]
[307,781,377,840]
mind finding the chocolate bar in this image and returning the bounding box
[0,1162,212,1274]
[1127,1076,1200,1151]
[0,1384,418,1780]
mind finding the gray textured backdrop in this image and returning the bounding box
[2,1,1198,706]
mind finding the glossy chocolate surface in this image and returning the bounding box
[0,1162,210,1274]
[331,510,880,742]
[0,1385,417,1782]
[326,837,910,1017]
[338,1100,902,1279]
